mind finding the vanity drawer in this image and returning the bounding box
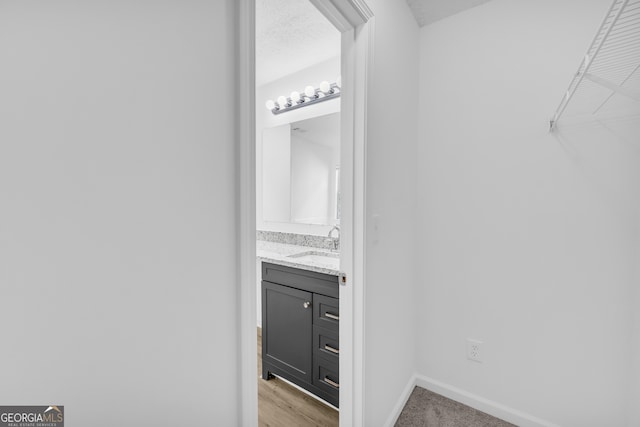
[314,294,339,332]
[313,357,339,403]
[313,325,339,364]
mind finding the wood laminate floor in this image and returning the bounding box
[258,328,339,427]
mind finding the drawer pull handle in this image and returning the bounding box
[324,344,339,354]
[325,312,339,321]
[324,376,339,389]
[303,301,311,309]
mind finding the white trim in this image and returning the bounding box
[309,0,373,32]
[415,375,562,427]
[317,2,373,426]
[350,16,375,427]
[309,0,353,33]
[382,373,561,427]
[383,374,418,427]
[237,0,257,425]
[350,0,374,21]
[338,26,357,427]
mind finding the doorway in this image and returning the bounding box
[238,1,374,426]
[256,1,341,423]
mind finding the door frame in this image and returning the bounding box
[237,1,373,425]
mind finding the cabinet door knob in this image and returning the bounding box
[303,301,311,308]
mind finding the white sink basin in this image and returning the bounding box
[287,251,340,269]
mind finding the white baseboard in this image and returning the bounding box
[415,374,561,427]
[383,373,419,427]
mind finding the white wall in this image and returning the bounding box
[256,57,340,236]
[632,236,640,427]
[362,1,420,425]
[0,2,240,425]
[416,0,640,425]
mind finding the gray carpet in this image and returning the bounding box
[395,387,516,427]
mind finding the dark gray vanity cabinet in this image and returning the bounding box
[262,262,339,407]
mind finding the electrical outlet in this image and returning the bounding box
[467,339,483,363]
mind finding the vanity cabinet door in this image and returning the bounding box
[262,281,313,383]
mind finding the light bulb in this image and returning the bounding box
[304,86,316,98]
[290,91,301,103]
[336,75,342,88]
[320,81,331,93]
[265,99,276,110]
[277,96,288,108]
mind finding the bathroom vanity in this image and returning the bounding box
[261,262,339,407]
[256,83,342,409]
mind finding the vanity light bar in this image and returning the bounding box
[265,79,341,115]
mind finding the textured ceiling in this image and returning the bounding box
[405,0,493,26]
[256,0,340,86]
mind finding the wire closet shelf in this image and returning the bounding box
[550,0,640,130]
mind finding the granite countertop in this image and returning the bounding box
[257,240,341,276]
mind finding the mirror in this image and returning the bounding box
[262,112,340,226]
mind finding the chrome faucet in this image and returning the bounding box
[327,225,340,251]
